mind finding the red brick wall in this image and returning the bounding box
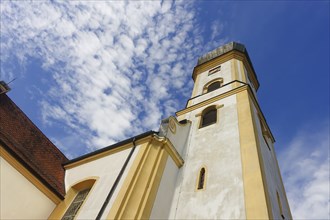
[0,94,68,198]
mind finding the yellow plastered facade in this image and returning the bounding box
[236,89,271,219]
[231,59,240,88]
[107,136,182,219]
[238,60,247,85]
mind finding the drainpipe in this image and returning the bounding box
[95,138,137,220]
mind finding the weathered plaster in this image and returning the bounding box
[171,95,246,219]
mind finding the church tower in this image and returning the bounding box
[0,42,292,219]
[170,42,292,219]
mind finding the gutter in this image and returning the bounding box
[63,131,155,166]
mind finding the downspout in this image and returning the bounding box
[95,138,137,220]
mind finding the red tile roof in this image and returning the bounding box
[0,94,68,199]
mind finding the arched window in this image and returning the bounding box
[200,106,217,128]
[62,188,91,220]
[202,78,223,94]
[197,168,206,190]
[207,81,221,93]
[49,178,97,220]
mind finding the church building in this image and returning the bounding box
[0,42,292,219]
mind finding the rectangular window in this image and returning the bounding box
[200,108,217,128]
[208,66,221,75]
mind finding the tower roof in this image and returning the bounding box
[197,42,246,65]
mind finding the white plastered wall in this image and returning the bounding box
[149,117,191,219]
[0,156,56,219]
[149,158,179,219]
[166,117,191,157]
[191,60,233,99]
[172,95,246,219]
[64,145,139,220]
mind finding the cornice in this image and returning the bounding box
[152,134,184,168]
[176,85,275,142]
[176,84,248,116]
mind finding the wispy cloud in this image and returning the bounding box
[1,2,327,217]
[203,20,228,52]
[279,121,330,219]
[0,1,205,156]
[210,20,224,41]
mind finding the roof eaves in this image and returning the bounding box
[0,139,65,199]
[63,130,157,166]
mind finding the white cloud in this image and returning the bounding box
[279,121,330,219]
[211,20,224,41]
[4,4,326,218]
[0,1,207,156]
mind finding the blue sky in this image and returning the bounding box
[1,1,329,219]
